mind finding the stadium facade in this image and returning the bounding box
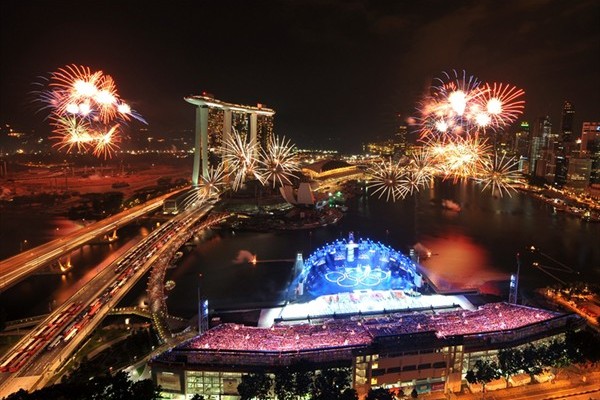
[150,237,583,399]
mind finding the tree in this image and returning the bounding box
[522,345,543,375]
[546,339,572,378]
[340,388,359,400]
[274,369,295,400]
[310,368,352,400]
[2,371,161,399]
[366,387,395,400]
[465,359,501,399]
[237,372,272,400]
[498,348,523,380]
[293,369,313,398]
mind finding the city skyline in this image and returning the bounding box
[1,0,599,152]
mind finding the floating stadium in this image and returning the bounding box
[150,234,584,399]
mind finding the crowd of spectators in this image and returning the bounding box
[181,303,561,354]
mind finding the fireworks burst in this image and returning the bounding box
[367,158,408,202]
[365,71,524,203]
[259,135,300,188]
[417,70,525,141]
[220,129,265,191]
[200,164,227,198]
[471,83,525,129]
[477,152,521,197]
[36,64,145,158]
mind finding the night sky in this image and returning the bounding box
[1,0,599,152]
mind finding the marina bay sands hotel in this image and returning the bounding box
[185,93,275,186]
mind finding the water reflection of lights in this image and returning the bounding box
[325,268,391,287]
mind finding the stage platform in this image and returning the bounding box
[258,290,474,327]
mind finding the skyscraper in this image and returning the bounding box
[554,101,575,187]
[580,122,600,155]
[514,121,530,173]
[514,121,530,158]
[530,116,551,177]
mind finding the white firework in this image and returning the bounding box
[367,158,409,202]
[200,164,227,199]
[404,147,434,193]
[220,129,265,191]
[259,135,300,188]
[477,152,521,197]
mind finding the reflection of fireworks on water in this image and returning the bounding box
[477,152,521,197]
[260,135,300,188]
[220,129,265,191]
[37,64,145,158]
[367,158,408,202]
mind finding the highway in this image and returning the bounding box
[0,200,214,397]
[0,187,188,292]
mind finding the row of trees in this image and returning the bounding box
[3,371,160,400]
[465,329,599,395]
[236,366,421,400]
[237,367,357,400]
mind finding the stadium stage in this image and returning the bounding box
[259,291,474,327]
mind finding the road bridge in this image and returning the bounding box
[0,188,188,292]
[0,202,216,397]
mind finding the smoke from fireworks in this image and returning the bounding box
[37,64,145,158]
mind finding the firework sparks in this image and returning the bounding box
[37,64,145,158]
[477,152,521,197]
[50,116,94,153]
[200,164,227,198]
[400,148,435,194]
[418,70,525,141]
[260,135,300,188]
[472,83,525,128]
[220,129,265,191]
[367,158,408,202]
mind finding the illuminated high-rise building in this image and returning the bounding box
[395,120,408,155]
[514,121,530,172]
[580,122,600,155]
[554,101,575,187]
[530,116,551,177]
[185,93,275,186]
[581,123,600,186]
